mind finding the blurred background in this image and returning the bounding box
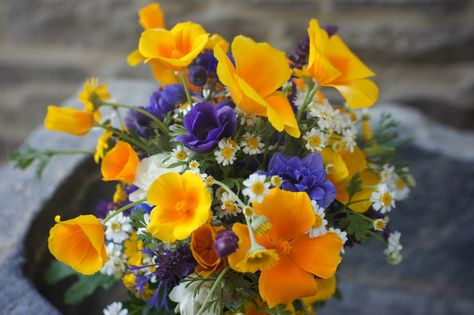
[0,0,473,164]
[1,0,474,314]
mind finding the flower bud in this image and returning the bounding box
[213,230,239,258]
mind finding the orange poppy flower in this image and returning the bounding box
[305,19,379,109]
[229,189,342,307]
[214,35,300,137]
[321,146,379,212]
[101,141,140,184]
[44,106,94,136]
[147,172,211,243]
[48,215,108,275]
[191,224,225,277]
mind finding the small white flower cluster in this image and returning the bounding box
[105,212,132,243]
[384,231,403,265]
[379,164,411,201]
[240,132,264,155]
[236,107,258,126]
[216,192,242,218]
[101,243,127,277]
[215,138,239,166]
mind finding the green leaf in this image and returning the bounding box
[340,210,373,243]
[44,261,76,285]
[64,273,116,305]
[346,172,362,201]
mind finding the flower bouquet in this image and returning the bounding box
[11,3,415,315]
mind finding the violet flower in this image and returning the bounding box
[267,153,336,208]
[177,101,237,153]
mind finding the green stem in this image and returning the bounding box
[103,199,146,224]
[296,84,317,122]
[346,198,371,207]
[178,72,193,107]
[213,180,246,209]
[44,149,94,156]
[101,102,169,136]
[196,267,229,315]
[97,123,152,153]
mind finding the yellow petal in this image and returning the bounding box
[228,223,251,272]
[327,35,375,81]
[127,49,146,67]
[321,148,350,185]
[302,276,337,304]
[139,3,165,30]
[328,78,379,109]
[150,60,178,85]
[214,44,237,88]
[44,106,94,136]
[265,91,300,138]
[232,35,291,97]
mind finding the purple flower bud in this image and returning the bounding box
[213,230,239,258]
[188,65,208,87]
[193,49,218,78]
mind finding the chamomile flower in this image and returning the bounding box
[204,174,215,186]
[240,132,264,155]
[384,231,403,265]
[105,212,132,243]
[172,145,190,162]
[373,218,386,231]
[370,184,396,213]
[270,175,283,188]
[308,201,328,238]
[188,160,200,170]
[392,175,410,201]
[341,129,356,153]
[101,243,126,277]
[308,99,339,131]
[328,227,348,253]
[243,174,270,204]
[218,192,241,217]
[236,108,258,126]
[303,128,328,152]
[103,301,128,315]
[380,164,396,184]
[214,139,238,166]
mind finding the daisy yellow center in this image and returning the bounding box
[224,200,236,212]
[175,200,191,216]
[247,137,259,149]
[275,240,292,256]
[222,146,234,159]
[176,151,187,161]
[312,215,323,228]
[178,102,188,110]
[380,193,392,206]
[251,182,265,195]
[308,135,321,147]
[396,178,406,189]
[111,222,122,232]
[373,219,386,231]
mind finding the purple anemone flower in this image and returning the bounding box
[176,101,237,153]
[267,153,336,208]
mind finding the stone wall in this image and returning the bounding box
[1,0,473,162]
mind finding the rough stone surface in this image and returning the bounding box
[0,80,156,315]
[1,0,474,164]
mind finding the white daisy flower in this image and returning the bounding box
[173,145,190,162]
[101,243,126,277]
[380,164,396,184]
[214,139,238,166]
[217,192,241,218]
[328,227,348,253]
[303,128,328,152]
[105,212,132,243]
[236,108,258,126]
[308,99,339,131]
[308,201,328,238]
[103,302,128,315]
[243,174,270,204]
[240,132,264,155]
[370,184,396,213]
[392,175,410,201]
[384,231,403,265]
[341,129,356,153]
[373,218,386,231]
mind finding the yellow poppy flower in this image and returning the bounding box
[214,35,300,137]
[101,141,140,184]
[305,19,379,108]
[147,172,211,243]
[138,22,208,68]
[44,105,94,136]
[48,215,108,275]
[228,189,342,307]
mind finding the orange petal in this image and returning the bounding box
[139,3,165,30]
[101,141,140,183]
[139,28,176,60]
[328,78,379,109]
[290,232,342,279]
[259,256,317,307]
[232,35,291,97]
[265,91,300,138]
[327,35,375,82]
[253,189,315,242]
